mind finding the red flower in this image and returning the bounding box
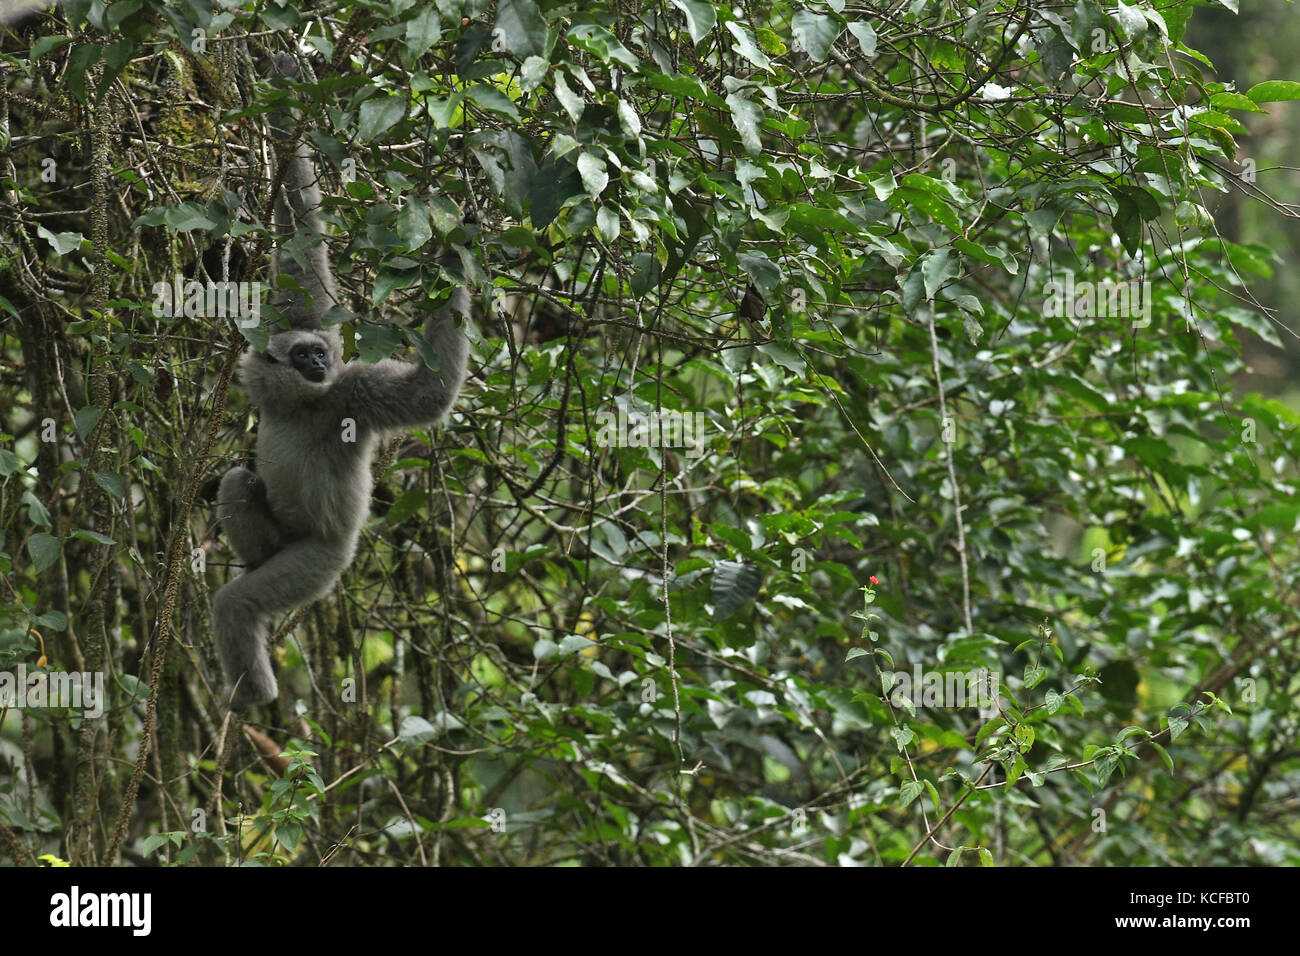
[869,575,879,586]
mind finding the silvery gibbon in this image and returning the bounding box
[214,52,470,709]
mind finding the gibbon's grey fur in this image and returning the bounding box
[266,52,337,331]
[214,53,469,709]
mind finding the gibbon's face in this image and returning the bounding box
[288,339,329,381]
[259,330,339,394]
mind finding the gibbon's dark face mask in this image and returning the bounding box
[288,341,330,382]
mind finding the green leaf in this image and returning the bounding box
[74,406,104,440]
[738,252,781,297]
[116,673,149,702]
[846,21,877,57]
[519,55,548,91]
[465,84,520,121]
[725,22,773,71]
[577,152,608,199]
[567,25,637,68]
[404,7,442,62]
[1190,110,1248,135]
[895,186,960,232]
[69,529,115,546]
[399,715,439,742]
[24,491,52,528]
[28,533,61,573]
[954,237,1017,274]
[396,198,433,252]
[1209,92,1267,113]
[1005,756,1025,787]
[1167,716,1189,741]
[31,610,68,631]
[1024,208,1062,242]
[371,271,414,308]
[358,94,407,143]
[791,11,840,62]
[427,90,465,128]
[558,634,593,655]
[755,27,786,56]
[725,92,763,154]
[37,226,86,256]
[1109,186,1159,255]
[1246,80,1300,103]
[669,0,716,46]
[711,560,762,620]
[617,100,642,138]
[167,206,217,233]
[645,71,722,107]
[93,472,126,501]
[385,488,426,524]
[31,35,73,60]
[65,43,101,104]
[552,72,585,121]
[756,343,806,376]
[1113,1,1147,40]
[596,206,620,242]
[140,832,178,857]
[1149,741,1174,773]
[494,0,549,59]
[1094,752,1119,787]
[1013,724,1035,750]
[786,202,856,237]
[921,248,957,300]
[275,823,302,852]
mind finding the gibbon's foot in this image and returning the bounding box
[225,667,278,711]
[213,581,280,709]
[220,637,278,707]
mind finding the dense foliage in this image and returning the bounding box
[1,0,1298,866]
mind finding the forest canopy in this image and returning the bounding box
[1,0,1299,867]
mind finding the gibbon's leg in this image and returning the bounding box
[213,536,350,708]
[217,466,284,568]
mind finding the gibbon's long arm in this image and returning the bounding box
[269,51,336,330]
[341,292,470,436]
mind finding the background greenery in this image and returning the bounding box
[1,0,1298,866]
